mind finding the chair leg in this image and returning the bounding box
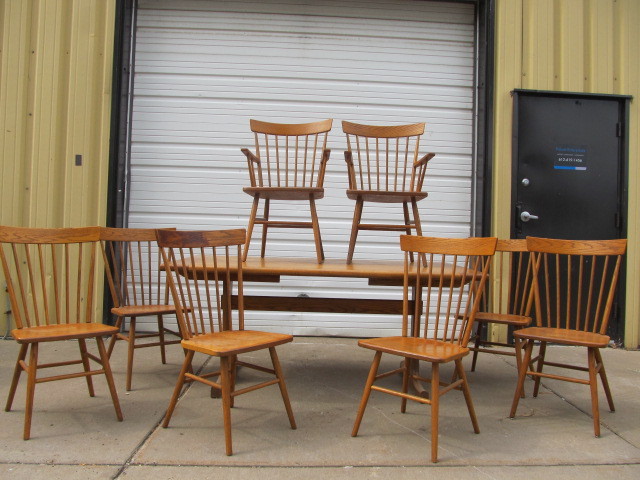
[78,338,96,397]
[510,339,534,417]
[594,348,615,412]
[455,359,480,434]
[587,347,601,437]
[6,343,28,412]
[243,195,260,261]
[107,316,123,358]
[532,341,547,398]
[402,202,414,263]
[411,198,425,264]
[220,356,233,456]
[157,315,167,365]
[470,322,484,372]
[229,355,237,408]
[269,347,297,429]
[163,349,194,428]
[260,198,270,258]
[347,198,364,265]
[23,343,38,440]
[96,336,124,422]
[400,357,411,413]
[513,334,525,399]
[430,362,440,463]
[126,317,137,391]
[352,350,382,436]
[309,196,325,264]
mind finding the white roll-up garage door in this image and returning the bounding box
[129,0,476,336]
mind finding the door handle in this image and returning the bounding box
[520,211,539,222]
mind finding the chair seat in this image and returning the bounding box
[347,189,429,204]
[111,304,177,316]
[514,326,610,348]
[358,336,469,363]
[243,187,324,201]
[474,312,531,326]
[182,330,293,356]
[12,323,119,343]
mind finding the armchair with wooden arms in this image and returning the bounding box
[342,121,435,264]
[241,119,332,263]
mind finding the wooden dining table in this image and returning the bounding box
[180,255,476,330]
[168,255,477,397]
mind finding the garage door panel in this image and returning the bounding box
[130,0,475,336]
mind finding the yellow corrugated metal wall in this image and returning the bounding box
[493,0,640,348]
[1,0,638,347]
[0,0,116,332]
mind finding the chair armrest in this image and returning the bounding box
[241,148,262,187]
[241,148,260,165]
[344,150,356,190]
[413,152,436,169]
[317,149,331,188]
[413,153,435,191]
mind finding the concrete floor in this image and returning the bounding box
[0,336,638,479]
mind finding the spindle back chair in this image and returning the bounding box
[509,237,627,437]
[470,239,533,372]
[0,226,122,439]
[241,119,333,263]
[100,227,181,391]
[342,121,435,263]
[157,228,296,456]
[351,235,496,462]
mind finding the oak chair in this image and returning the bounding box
[100,227,182,391]
[0,226,123,439]
[157,228,296,456]
[241,119,333,263]
[470,239,533,373]
[352,235,496,463]
[509,237,627,437]
[342,121,436,264]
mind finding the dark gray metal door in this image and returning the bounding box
[511,90,630,341]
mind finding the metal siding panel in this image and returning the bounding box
[493,0,640,347]
[0,0,116,333]
[130,0,476,337]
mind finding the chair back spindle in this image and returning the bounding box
[158,229,246,339]
[101,228,169,310]
[343,121,427,193]
[0,226,101,329]
[400,236,496,347]
[249,119,332,190]
[527,237,626,335]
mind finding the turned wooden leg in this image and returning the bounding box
[347,198,364,265]
[270,347,296,429]
[352,351,382,436]
[243,195,260,261]
[163,350,194,428]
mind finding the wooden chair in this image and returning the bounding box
[342,121,436,264]
[100,227,182,391]
[470,239,533,373]
[157,228,296,456]
[509,237,627,437]
[351,235,496,463]
[0,226,123,439]
[241,119,332,263]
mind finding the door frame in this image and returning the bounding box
[510,89,632,343]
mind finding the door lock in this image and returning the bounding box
[520,211,539,222]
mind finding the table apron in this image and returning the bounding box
[231,295,414,315]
